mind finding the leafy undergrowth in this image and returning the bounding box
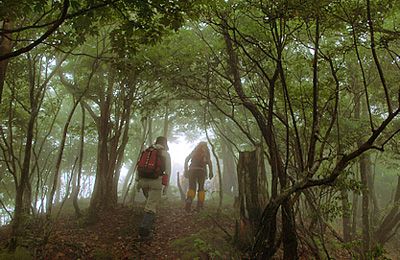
[0,199,240,259]
[3,198,398,259]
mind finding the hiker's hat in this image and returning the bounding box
[156,136,169,150]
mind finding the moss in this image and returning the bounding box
[0,246,33,260]
[171,228,238,259]
[91,248,113,260]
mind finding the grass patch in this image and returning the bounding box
[91,248,114,260]
[171,228,239,259]
[0,247,32,260]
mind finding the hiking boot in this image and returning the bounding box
[185,199,192,212]
[196,201,204,211]
[138,232,153,242]
[197,191,205,211]
[139,212,155,239]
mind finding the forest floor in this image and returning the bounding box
[1,196,399,259]
[0,198,242,259]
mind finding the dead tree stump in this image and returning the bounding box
[235,146,267,249]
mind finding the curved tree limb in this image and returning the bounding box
[0,0,70,62]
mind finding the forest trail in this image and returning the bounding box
[0,199,237,259]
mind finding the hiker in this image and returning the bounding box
[184,141,213,211]
[136,136,171,239]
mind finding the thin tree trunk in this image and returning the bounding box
[351,192,359,238]
[177,172,185,201]
[359,153,371,257]
[163,103,169,137]
[374,175,400,244]
[122,116,148,204]
[341,189,352,242]
[112,119,130,203]
[221,138,237,196]
[205,129,223,210]
[369,160,379,223]
[147,117,153,145]
[72,103,85,217]
[355,88,371,257]
[112,92,133,203]
[121,164,135,201]
[47,97,80,216]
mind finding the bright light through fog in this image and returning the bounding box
[169,136,198,174]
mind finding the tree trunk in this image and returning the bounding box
[72,103,85,217]
[355,89,371,257]
[282,200,298,260]
[10,58,37,249]
[88,69,134,218]
[112,92,133,203]
[112,119,130,203]
[222,138,237,196]
[235,147,267,248]
[163,103,169,137]
[10,118,33,246]
[147,117,153,145]
[373,175,400,244]
[341,188,352,242]
[222,19,288,258]
[368,162,379,224]
[121,163,135,202]
[122,116,148,204]
[351,192,359,239]
[359,153,371,257]
[177,172,186,201]
[47,97,80,216]
[88,72,115,220]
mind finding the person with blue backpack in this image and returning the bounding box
[136,136,171,240]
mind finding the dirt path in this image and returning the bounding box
[28,200,235,259]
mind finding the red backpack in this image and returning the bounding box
[137,147,165,179]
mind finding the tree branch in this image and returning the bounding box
[0,0,70,61]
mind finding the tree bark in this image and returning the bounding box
[72,103,85,217]
[221,138,237,196]
[351,192,359,239]
[177,172,186,202]
[355,87,371,257]
[359,153,371,257]
[122,116,148,204]
[89,72,116,219]
[235,147,267,248]
[374,176,400,244]
[112,91,133,203]
[163,103,169,137]
[47,97,80,216]
[341,188,352,242]
[9,55,38,250]
[88,68,135,219]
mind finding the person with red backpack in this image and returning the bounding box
[184,141,213,212]
[136,136,171,240]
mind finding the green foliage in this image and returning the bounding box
[370,244,391,260]
[0,247,32,260]
[91,249,113,260]
[171,229,236,259]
